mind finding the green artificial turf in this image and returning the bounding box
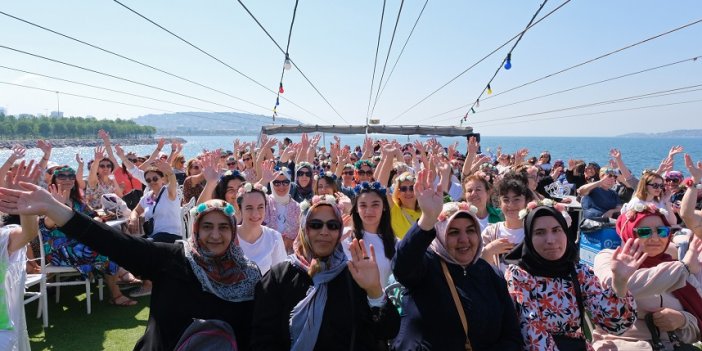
[26,285,149,351]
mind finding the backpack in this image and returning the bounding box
[174,319,238,351]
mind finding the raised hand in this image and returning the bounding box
[75,153,84,166]
[37,139,52,156]
[347,238,383,298]
[415,169,443,230]
[682,236,702,275]
[98,129,110,140]
[5,160,41,190]
[201,154,220,183]
[154,159,172,175]
[669,145,684,157]
[11,144,26,160]
[49,183,70,205]
[114,144,126,158]
[684,154,702,183]
[609,148,622,160]
[334,192,352,214]
[467,136,479,155]
[0,182,58,216]
[258,161,276,184]
[157,138,166,151]
[94,145,106,161]
[610,238,647,295]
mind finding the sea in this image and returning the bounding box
[1,134,701,177]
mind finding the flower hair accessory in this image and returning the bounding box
[299,194,339,214]
[396,173,415,183]
[518,199,566,219]
[296,162,313,171]
[625,202,668,221]
[195,201,235,217]
[354,181,387,196]
[314,170,337,181]
[221,170,242,181]
[354,159,374,170]
[437,202,478,222]
[53,166,76,175]
[237,182,268,198]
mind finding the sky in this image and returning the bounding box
[0,0,701,137]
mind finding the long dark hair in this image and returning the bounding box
[51,166,84,205]
[351,188,396,260]
[214,171,246,201]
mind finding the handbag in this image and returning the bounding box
[645,297,698,351]
[122,189,143,210]
[143,187,164,236]
[552,269,588,351]
[440,260,473,351]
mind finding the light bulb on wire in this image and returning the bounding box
[504,53,512,70]
[284,54,292,71]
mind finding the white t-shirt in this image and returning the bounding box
[343,231,394,289]
[139,186,183,237]
[0,225,30,351]
[476,214,490,233]
[238,226,287,275]
[481,222,525,273]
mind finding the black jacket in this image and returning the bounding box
[391,224,522,351]
[251,261,400,351]
[60,212,254,351]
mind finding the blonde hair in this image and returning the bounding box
[392,171,417,208]
[635,171,664,201]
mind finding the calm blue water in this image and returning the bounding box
[2,135,701,177]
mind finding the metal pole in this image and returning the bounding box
[56,91,60,116]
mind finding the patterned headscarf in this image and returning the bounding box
[182,199,261,302]
[431,202,483,267]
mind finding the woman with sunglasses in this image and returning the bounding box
[505,201,640,351]
[0,182,262,350]
[236,182,286,275]
[182,157,205,205]
[251,195,400,350]
[592,203,702,350]
[42,164,139,306]
[579,167,622,220]
[86,146,122,210]
[337,163,358,200]
[240,151,257,182]
[373,144,419,240]
[622,171,677,225]
[355,160,375,185]
[290,162,314,203]
[171,154,187,186]
[262,167,300,253]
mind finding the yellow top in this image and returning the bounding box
[390,201,421,239]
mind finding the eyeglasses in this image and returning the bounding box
[56,173,76,181]
[665,178,680,184]
[307,219,342,231]
[99,164,112,169]
[273,179,291,187]
[647,183,665,190]
[357,170,372,176]
[343,171,355,176]
[243,157,252,162]
[145,176,161,184]
[634,226,671,239]
[297,171,312,177]
[398,185,414,193]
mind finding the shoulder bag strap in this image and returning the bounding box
[152,186,166,215]
[569,268,587,333]
[440,260,473,351]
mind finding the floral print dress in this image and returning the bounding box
[39,201,119,278]
[84,179,117,210]
[505,263,636,351]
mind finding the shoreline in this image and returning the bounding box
[0,137,187,150]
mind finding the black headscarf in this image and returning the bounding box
[504,206,578,278]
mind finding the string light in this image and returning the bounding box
[504,53,512,70]
[284,54,292,71]
[487,84,493,95]
[279,83,285,94]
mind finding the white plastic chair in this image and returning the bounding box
[180,197,196,239]
[39,230,104,319]
[24,234,48,328]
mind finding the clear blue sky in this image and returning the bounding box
[1,0,701,136]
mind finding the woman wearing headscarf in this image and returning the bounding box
[0,183,261,351]
[263,167,300,253]
[251,195,400,350]
[391,169,522,351]
[504,201,640,351]
[290,162,314,203]
[592,203,702,350]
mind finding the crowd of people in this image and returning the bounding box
[1,130,702,351]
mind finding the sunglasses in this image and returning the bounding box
[190,165,201,170]
[127,158,138,163]
[145,176,161,184]
[273,179,291,187]
[227,162,237,166]
[56,173,76,181]
[647,183,665,190]
[297,171,312,177]
[343,171,355,176]
[357,170,373,176]
[634,226,671,239]
[323,165,331,169]
[99,164,112,169]
[605,173,618,178]
[665,178,680,184]
[307,219,342,231]
[243,157,252,162]
[398,185,414,192]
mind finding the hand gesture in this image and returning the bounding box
[49,183,70,205]
[0,182,58,216]
[347,238,383,298]
[651,308,686,332]
[94,146,106,161]
[11,144,26,160]
[415,169,443,229]
[684,154,702,183]
[75,153,84,166]
[4,160,41,190]
[682,236,702,275]
[37,139,52,155]
[551,166,563,180]
[483,238,515,258]
[610,238,647,293]
[157,138,166,151]
[98,129,110,141]
[114,144,126,158]
[609,148,622,160]
[448,142,458,159]
[668,145,684,157]
[656,157,673,175]
[567,159,576,170]
[300,133,310,149]
[154,159,172,175]
[335,192,352,214]
[201,154,220,183]
[467,136,479,155]
[260,134,268,147]
[413,140,426,156]
[259,161,276,184]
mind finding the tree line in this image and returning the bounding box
[0,114,156,139]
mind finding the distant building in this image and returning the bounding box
[50,111,64,118]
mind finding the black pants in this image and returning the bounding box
[148,232,181,243]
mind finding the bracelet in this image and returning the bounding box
[684,178,702,189]
[367,293,387,308]
[681,261,691,275]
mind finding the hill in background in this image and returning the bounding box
[617,129,702,138]
[133,112,301,135]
